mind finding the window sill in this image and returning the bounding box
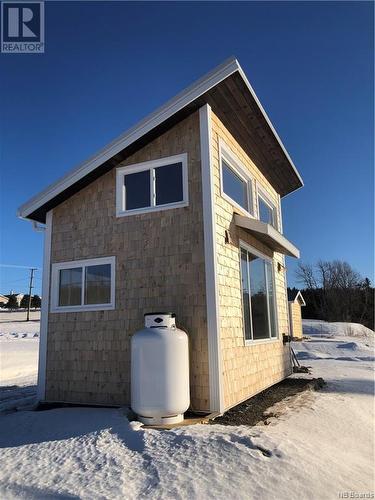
[244,337,279,347]
[50,303,115,313]
[221,192,255,220]
[116,200,188,218]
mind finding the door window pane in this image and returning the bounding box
[249,256,269,340]
[124,170,150,210]
[259,197,275,227]
[241,249,252,340]
[155,163,183,206]
[266,261,277,337]
[222,161,248,211]
[59,268,82,306]
[85,264,111,305]
[240,248,279,341]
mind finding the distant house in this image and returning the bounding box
[288,290,306,339]
[5,293,24,307]
[0,294,9,306]
[18,58,303,414]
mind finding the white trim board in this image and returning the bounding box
[37,209,52,401]
[50,256,116,313]
[115,153,189,217]
[199,104,224,413]
[289,290,306,306]
[239,239,280,344]
[219,138,256,218]
[18,58,239,220]
[18,57,303,222]
[257,188,279,231]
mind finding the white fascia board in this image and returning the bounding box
[295,290,306,306]
[234,214,300,259]
[18,57,303,220]
[17,57,240,220]
[288,290,306,306]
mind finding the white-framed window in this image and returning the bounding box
[257,190,278,230]
[116,154,189,217]
[219,141,254,217]
[51,256,115,313]
[240,242,278,343]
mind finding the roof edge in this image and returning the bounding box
[236,66,304,190]
[18,56,304,221]
[289,290,306,306]
[17,57,239,220]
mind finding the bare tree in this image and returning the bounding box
[296,260,372,326]
[296,263,317,289]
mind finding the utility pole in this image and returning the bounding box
[26,268,37,322]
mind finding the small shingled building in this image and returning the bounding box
[288,290,306,339]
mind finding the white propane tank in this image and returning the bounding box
[131,312,190,425]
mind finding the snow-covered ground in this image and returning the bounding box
[0,318,373,499]
[302,319,374,344]
[0,311,40,411]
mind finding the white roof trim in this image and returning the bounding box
[18,57,303,220]
[234,214,300,259]
[290,290,306,306]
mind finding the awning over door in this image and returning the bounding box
[234,215,300,258]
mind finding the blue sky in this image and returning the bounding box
[0,1,373,295]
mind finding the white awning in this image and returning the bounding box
[234,215,300,258]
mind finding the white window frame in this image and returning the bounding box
[116,153,189,217]
[257,188,279,230]
[51,256,116,313]
[239,241,279,346]
[219,140,255,217]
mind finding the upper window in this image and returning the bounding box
[240,245,277,342]
[222,161,249,212]
[220,143,254,216]
[51,257,115,312]
[116,154,188,216]
[258,193,278,229]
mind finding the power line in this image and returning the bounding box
[0,264,40,270]
[0,278,31,286]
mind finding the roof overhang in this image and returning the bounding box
[234,214,300,258]
[18,57,304,223]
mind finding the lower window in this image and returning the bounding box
[51,257,115,312]
[240,246,277,341]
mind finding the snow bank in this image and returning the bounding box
[303,319,374,343]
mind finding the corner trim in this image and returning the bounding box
[37,209,53,401]
[199,104,224,413]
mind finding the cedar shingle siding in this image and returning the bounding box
[289,301,303,339]
[46,111,210,410]
[211,112,292,410]
[45,108,294,412]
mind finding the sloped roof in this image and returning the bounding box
[18,57,303,223]
[288,289,306,305]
